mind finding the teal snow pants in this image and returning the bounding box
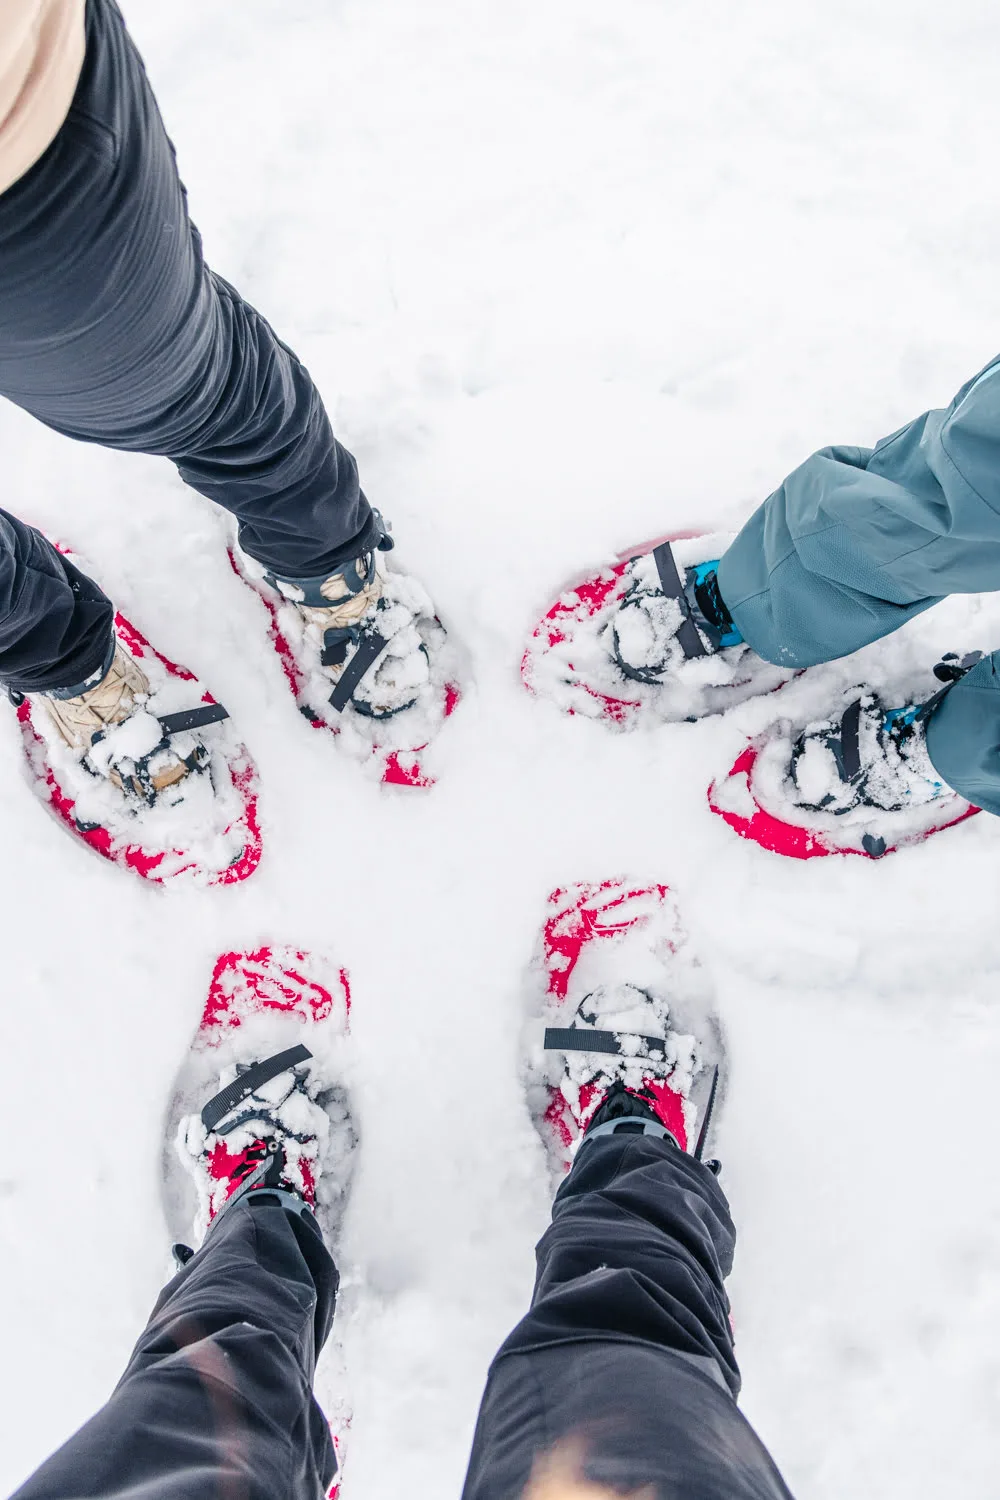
[716,355,1000,816]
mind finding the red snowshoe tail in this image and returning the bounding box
[17,608,262,886]
[201,945,350,1033]
[522,560,645,724]
[542,878,674,1000]
[709,742,981,860]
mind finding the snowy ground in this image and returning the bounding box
[5,0,1000,1493]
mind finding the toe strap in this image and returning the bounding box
[201,1043,313,1132]
[652,542,708,660]
[544,1026,670,1060]
[158,702,230,736]
[328,629,391,713]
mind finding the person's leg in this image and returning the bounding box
[717,356,1000,669]
[12,1192,338,1500]
[0,0,375,601]
[922,649,1000,814]
[0,510,114,694]
[461,1129,793,1500]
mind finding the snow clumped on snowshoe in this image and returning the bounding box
[232,511,460,788]
[16,601,260,885]
[522,532,793,727]
[166,946,356,1248]
[709,655,982,860]
[523,880,726,1175]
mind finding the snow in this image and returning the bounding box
[4,1,1000,1496]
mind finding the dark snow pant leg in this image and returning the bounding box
[11,1196,339,1500]
[461,1134,794,1500]
[716,356,1000,670]
[0,509,115,694]
[0,0,375,590]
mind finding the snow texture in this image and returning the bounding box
[5,2,1000,1497]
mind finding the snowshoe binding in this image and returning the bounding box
[232,510,460,788]
[15,558,260,885]
[709,653,983,859]
[523,880,726,1174]
[523,533,792,726]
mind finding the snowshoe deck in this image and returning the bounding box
[524,879,725,1173]
[17,591,261,885]
[709,741,980,860]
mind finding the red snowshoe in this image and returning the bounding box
[16,558,260,885]
[164,945,355,1497]
[522,532,792,726]
[523,880,726,1174]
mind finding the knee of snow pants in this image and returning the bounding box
[717,355,1000,668]
[10,1196,339,1500]
[0,0,377,580]
[460,1135,794,1500]
[925,651,1000,816]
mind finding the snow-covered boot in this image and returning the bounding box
[524,881,726,1173]
[791,693,948,816]
[171,952,356,1248]
[708,652,983,860]
[233,510,459,786]
[40,642,197,800]
[175,1041,355,1249]
[523,533,792,726]
[14,577,261,885]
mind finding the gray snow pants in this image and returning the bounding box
[10,1134,792,1500]
[718,356,1000,815]
[0,0,377,695]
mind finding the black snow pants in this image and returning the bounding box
[11,1193,340,1500]
[461,1130,794,1500]
[0,0,376,696]
[11,1131,793,1500]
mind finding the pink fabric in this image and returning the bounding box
[0,0,84,193]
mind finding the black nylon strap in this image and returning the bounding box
[652,543,707,659]
[159,703,230,736]
[201,1044,312,1132]
[328,631,390,713]
[693,1064,720,1162]
[544,1026,668,1060]
[839,697,863,782]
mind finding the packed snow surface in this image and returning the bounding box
[5,1,1000,1496]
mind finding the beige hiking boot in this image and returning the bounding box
[295,548,387,636]
[42,643,189,796]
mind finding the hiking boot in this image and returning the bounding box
[523,533,793,726]
[176,1039,355,1246]
[610,552,742,681]
[543,979,723,1163]
[246,510,432,721]
[791,688,956,816]
[708,652,983,861]
[38,642,196,800]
